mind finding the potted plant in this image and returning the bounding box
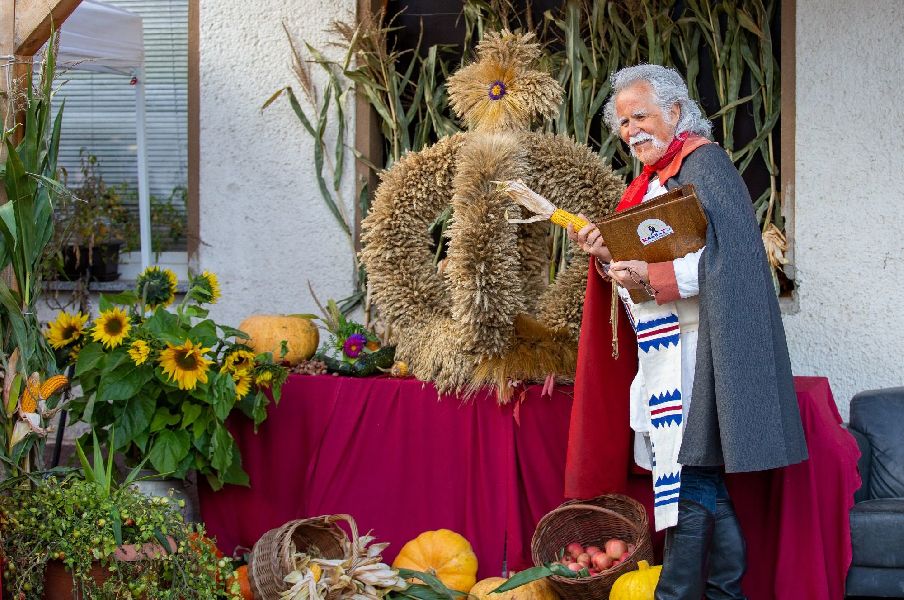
[0,432,241,599]
[0,32,69,479]
[53,149,137,282]
[47,266,289,494]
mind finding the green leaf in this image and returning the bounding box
[75,343,105,376]
[209,424,235,474]
[395,569,465,599]
[491,566,554,592]
[148,430,190,475]
[102,290,139,306]
[113,395,155,448]
[220,443,250,487]
[150,407,182,432]
[188,319,218,348]
[74,437,95,484]
[98,365,155,403]
[111,507,123,546]
[218,325,250,340]
[181,403,203,428]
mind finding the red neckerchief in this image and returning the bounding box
[616,132,692,212]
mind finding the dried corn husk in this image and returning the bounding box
[762,223,789,268]
[279,516,407,600]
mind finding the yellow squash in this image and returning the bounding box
[238,315,319,365]
[469,576,559,600]
[610,560,662,600]
[392,529,478,593]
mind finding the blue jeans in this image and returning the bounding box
[678,465,729,513]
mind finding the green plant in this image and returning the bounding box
[55,149,136,250]
[49,266,289,490]
[0,432,241,599]
[0,33,68,477]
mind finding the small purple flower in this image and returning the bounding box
[488,80,507,100]
[343,333,367,359]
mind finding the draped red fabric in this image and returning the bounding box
[564,261,638,497]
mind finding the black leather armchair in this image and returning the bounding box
[845,387,904,598]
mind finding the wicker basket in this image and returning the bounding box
[249,514,353,600]
[531,494,654,600]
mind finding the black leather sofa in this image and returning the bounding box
[845,387,904,597]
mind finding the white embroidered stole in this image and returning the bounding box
[623,297,684,531]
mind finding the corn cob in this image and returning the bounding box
[550,208,590,231]
[20,374,69,413]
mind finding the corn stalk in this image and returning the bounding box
[0,37,67,477]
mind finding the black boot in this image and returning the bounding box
[654,499,715,600]
[705,499,747,600]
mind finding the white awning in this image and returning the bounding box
[58,0,144,75]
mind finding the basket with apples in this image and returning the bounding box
[530,494,654,600]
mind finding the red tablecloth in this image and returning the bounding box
[199,374,858,598]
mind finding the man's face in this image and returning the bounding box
[614,81,680,166]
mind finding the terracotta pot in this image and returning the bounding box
[42,538,176,599]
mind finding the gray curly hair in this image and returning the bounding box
[602,64,712,139]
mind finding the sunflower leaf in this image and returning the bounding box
[148,430,190,475]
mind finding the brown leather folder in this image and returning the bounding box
[597,184,708,303]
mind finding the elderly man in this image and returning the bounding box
[566,65,808,599]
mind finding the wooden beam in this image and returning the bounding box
[15,0,82,57]
[354,0,384,253]
[1,0,14,161]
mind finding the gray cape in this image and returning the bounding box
[665,143,808,472]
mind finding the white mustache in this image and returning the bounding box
[629,132,654,146]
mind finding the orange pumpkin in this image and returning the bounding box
[392,529,478,593]
[238,315,319,365]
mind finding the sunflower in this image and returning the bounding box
[233,373,252,399]
[92,307,132,349]
[254,369,274,388]
[136,266,179,309]
[159,339,213,391]
[190,271,221,304]
[46,311,89,349]
[128,340,151,366]
[221,348,256,376]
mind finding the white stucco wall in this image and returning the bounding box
[784,0,904,417]
[197,0,357,327]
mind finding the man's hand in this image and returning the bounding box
[566,214,613,262]
[609,260,650,290]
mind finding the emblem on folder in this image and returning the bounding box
[637,218,674,246]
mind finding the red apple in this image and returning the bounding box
[577,553,591,566]
[585,545,602,556]
[627,543,636,554]
[566,542,584,558]
[611,559,621,567]
[620,551,630,560]
[567,562,583,573]
[589,568,600,576]
[605,539,628,559]
[591,552,613,571]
